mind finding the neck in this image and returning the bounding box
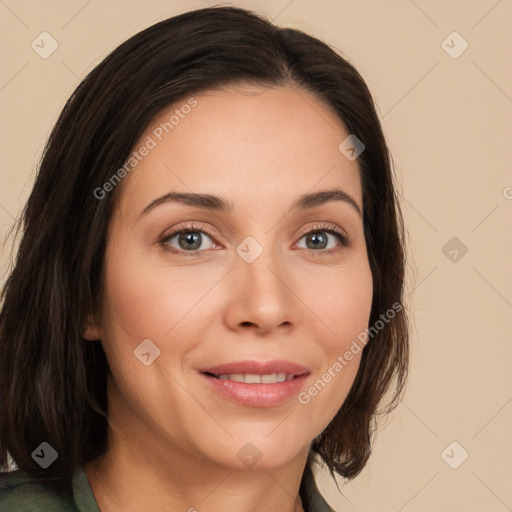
[85,440,308,512]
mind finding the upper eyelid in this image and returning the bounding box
[297,222,347,239]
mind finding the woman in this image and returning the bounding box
[0,6,409,511]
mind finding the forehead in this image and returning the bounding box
[118,85,362,214]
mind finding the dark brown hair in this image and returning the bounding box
[0,5,409,499]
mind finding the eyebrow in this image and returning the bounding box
[138,187,362,220]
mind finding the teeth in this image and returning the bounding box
[216,373,295,383]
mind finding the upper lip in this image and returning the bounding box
[199,360,310,376]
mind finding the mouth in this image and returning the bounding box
[199,360,309,382]
[202,372,299,383]
[198,360,310,407]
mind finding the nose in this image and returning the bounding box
[223,240,297,336]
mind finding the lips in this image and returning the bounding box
[199,360,310,377]
[198,360,310,407]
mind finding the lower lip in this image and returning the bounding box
[200,373,309,407]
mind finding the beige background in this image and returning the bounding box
[1,1,511,511]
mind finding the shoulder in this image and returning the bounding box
[0,470,76,511]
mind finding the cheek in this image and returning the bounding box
[295,257,372,414]
[100,237,213,341]
[301,257,373,353]
[98,236,230,384]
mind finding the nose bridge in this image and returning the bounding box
[236,232,285,291]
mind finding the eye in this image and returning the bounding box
[295,223,349,252]
[160,223,218,254]
[159,221,349,256]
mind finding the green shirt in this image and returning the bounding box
[0,464,336,511]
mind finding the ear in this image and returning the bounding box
[82,311,103,341]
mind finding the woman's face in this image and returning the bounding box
[87,85,373,470]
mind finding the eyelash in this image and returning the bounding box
[159,222,349,257]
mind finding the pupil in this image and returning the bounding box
[180,232,201,250]
[308,232,327,250]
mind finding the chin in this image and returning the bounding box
[200,432,311,471]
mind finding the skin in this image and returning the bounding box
[83,84,373,512]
